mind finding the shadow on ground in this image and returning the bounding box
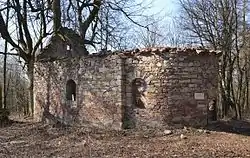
[0,119,27,128]
[206,119,250,136]
[3,116,250,137]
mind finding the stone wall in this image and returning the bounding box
[34,55,123,129]
[164,50,219,126]
[121,52,169,128]
[34,47,220,129]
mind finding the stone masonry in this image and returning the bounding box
[34,47,221,129]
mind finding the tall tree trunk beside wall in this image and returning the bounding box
[27,59,35,116]
[52,0,61,32]
[3,41,8,110]
[3,0,10,110]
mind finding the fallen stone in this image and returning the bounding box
[197,129,204,133]
[197,129,210,134]
[180,134,187,139]
[163,130,172,135]
[74,140,87,147]
[183,126,188,131]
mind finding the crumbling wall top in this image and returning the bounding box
[36,46,222,62]
[87,47,222,58]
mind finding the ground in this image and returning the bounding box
[0,120,250,158]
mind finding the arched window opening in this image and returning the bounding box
[132,78,147,109]
[66,79,76,101]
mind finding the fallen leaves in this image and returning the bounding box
[0,122,249,157]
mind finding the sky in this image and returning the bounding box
[0,0,182,77]
[148,0,179,17]
[0,0,181,57]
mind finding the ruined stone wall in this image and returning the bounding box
[121,53,169,128]
[34,48,220,129]
[164,50,219,126]
[121,48,219,128]
[78,55,123,129]
[34,55,123,129]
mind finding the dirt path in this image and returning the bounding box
[0,122,249,158]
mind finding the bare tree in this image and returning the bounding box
[0,0,51,116]
[3,0,10,110]
[179,0,250,119]
[61,0,155,51]
[135,17,166,48]
[0,56,29,117]
[0,0,157,117]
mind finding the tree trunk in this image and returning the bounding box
[52,0,61,32]
[27,59,35,117]
[3,0,10,110]
[245,77,249,112]
[3,42,7,109]
[235,103,241,119]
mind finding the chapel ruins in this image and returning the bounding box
[34,28,221,129]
